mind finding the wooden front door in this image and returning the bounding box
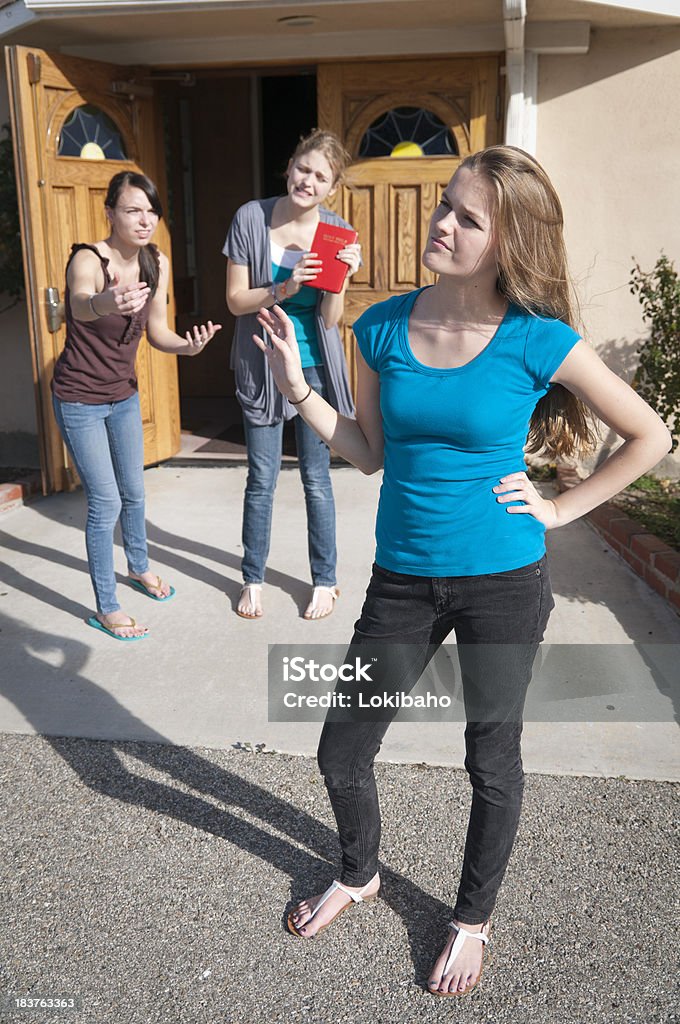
[317,57,502,388]
[6,45,180,493]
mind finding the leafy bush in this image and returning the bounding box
[630,254,680,451]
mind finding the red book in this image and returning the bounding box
[305,222,358,294]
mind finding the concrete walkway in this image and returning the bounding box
[1,463,678,780]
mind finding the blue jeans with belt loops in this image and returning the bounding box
[317,556,554,926]
[52,392,149,615]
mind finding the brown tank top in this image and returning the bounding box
[52,243,153,404]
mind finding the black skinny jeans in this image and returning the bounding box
[317,556,554,926]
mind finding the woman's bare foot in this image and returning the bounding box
[427,918,490,996]
[237,584,263,619]
[97,612,149,639]
[129,570,172,599]
[289,872,380,937]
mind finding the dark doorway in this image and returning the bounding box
[161,68,317,458]
[261,74,318,198]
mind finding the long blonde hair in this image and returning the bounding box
[289,129,352,188]
[460,145,596,459]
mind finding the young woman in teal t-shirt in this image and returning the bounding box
[252,146,671,996]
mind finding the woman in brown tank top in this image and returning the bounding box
[52,171,221,640]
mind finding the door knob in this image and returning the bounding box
[45,287,65,333]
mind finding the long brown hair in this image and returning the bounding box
[460,145,596,459]
[105,171,162,296]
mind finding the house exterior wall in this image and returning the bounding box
[0,73,39,466]
[536,25,680,474]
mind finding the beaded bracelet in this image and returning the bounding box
[272,278,294,303]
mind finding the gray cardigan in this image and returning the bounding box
[223,197,356,425]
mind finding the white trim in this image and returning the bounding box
[576,0,680,19]
[504,0,526,51]
[16,0,680,21]
[504,0,526,148]
[522,49,538,155]
[61,25,508,64]
[21,0,680,11]
[0,1,38,33]
[504,52,525,147]
[503,3,564,153]
[20,0,484,9]
[57,21,594,65]
[526,21,590,54]
[0,10,594,52]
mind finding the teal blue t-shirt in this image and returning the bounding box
[353,288,581,576]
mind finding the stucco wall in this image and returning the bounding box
[537,25,680,475]
[0,70,39,466]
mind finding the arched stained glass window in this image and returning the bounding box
[58,105,127,160]
[359,106,457,159]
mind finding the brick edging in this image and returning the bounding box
[556,465,680,615]
[0,472,42,514]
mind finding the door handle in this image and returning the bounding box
[45,287,65,333]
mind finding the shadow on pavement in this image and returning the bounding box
[0,605,455,984]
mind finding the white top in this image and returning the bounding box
[270,240,306,270]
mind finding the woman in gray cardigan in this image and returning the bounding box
[224,129,360,620]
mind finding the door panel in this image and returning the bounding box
[318,56,502,394]
[6,45,180,493]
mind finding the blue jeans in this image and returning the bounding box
[52,392,149,614]
[241,364,336,586]
[317,557,554,924]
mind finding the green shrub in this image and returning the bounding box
[630,254,680,451]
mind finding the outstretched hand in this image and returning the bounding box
[493,472,560,529]
[184,320,222,355]
[253,305,308,401]
[104,272,151,315]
